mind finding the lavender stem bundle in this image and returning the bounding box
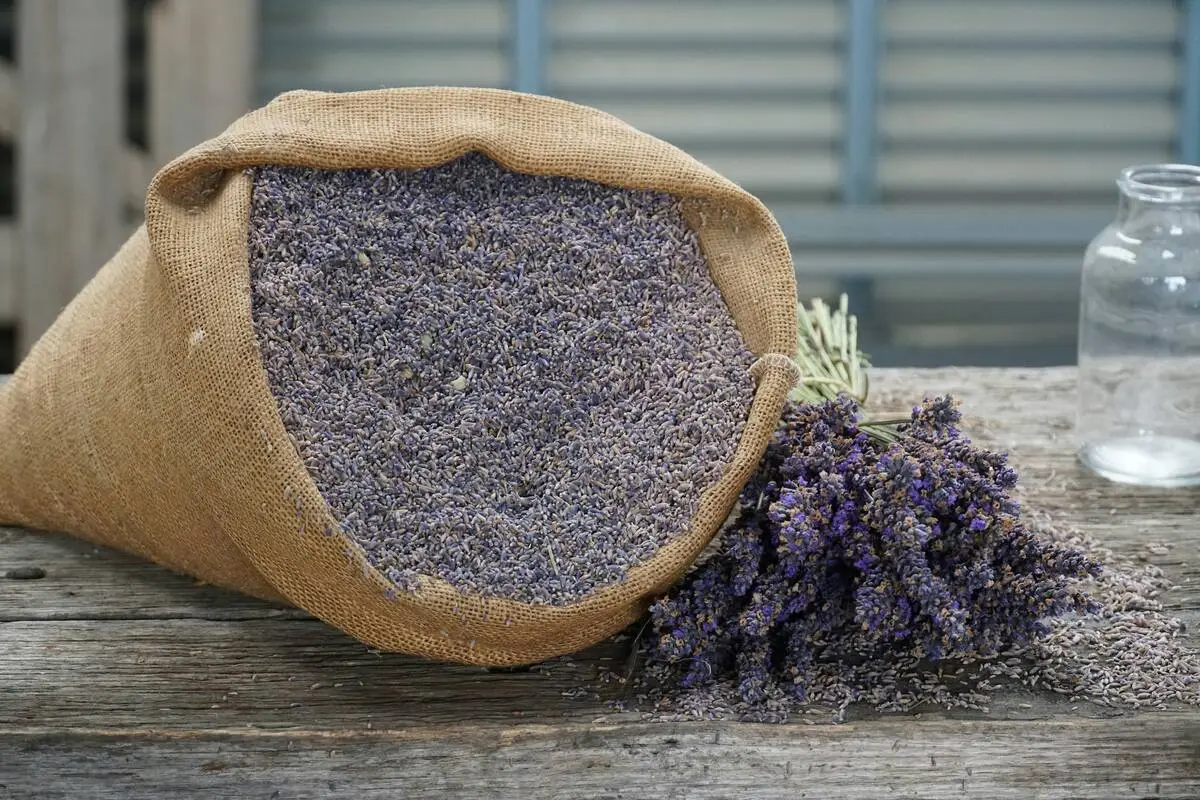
[639,295,1102,711]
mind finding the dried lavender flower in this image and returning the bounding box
[248,152,755,606]
[588,296,1200,722]
[639,395,1102,712]
[610,508,1199,723]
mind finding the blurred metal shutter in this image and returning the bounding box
[864,0,1180,367]
[258,0,510,97]
[881,0,1178,202]
[836,0,1185,366]
[546,0,843,206]
[255,0,1194,366]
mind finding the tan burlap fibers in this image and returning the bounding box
[0,88,798,665]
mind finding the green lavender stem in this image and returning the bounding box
[789,294,903,444]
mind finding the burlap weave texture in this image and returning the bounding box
[0,88,798,665]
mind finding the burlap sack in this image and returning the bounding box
[0,88,798,665]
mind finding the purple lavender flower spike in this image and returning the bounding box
[643,395,1099,709]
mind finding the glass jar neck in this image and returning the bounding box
[1116,164,1200,228]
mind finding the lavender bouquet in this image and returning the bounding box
[641,296,1100,710]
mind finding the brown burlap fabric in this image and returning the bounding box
[0,88,798,665]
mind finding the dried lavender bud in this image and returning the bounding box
[609,511,1200,723]
[248,152,755,606]
[636,395,1112,716]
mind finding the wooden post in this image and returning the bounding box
[149,0,257,169]
[16,0,126,358]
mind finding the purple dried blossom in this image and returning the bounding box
[642,394,1100,706]
[247,152,756,606]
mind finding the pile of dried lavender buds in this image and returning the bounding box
[248,153,755,605]
[609,298,1200,722]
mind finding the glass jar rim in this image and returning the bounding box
[1118,163,1200,203]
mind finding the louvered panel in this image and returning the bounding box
[894,321,1078,348]
[867,0,1184,366]
[888,52,1176,93]
[795,249,1087,279]
[882,148,1176,195]
[683,150,839,193]
[798,249,1085,361]
[879,0,1182,203]
[260,50,508,94]
[851,271,1083,367]
[262,0,505,38]
[887,0,1178,40]
[551,0,841,40]
[886,100,1175,144]
[552,51,839,91]
[547,0,843,203]
[873,274,1080,323]
[257,0,509,100]
[581,99,839,144]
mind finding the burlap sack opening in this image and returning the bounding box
[0,88,798,665]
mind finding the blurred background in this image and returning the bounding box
[2,0,1197,372]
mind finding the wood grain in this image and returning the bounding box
[0,223,12,327]
[2,368,1199,798]
[0,64,154,212]
[0,528,302,622]
[0,617,624,729]
[16,0,129,355]
[148,0,257,169]
[10,610,1191,733]
[2,717,1198,800]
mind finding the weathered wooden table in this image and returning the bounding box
[1,368,1198,799]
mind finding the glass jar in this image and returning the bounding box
[1076,164,1200,487]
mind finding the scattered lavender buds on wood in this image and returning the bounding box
[640,395,1100,708]
[612,296,1200,722]
[248,152,755,606]
[613,509,1200,723]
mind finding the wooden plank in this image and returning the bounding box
[2,717,1199,800]
[0,528,302,622]
[0,62,13,139]
[16,0,127,356]
[0,618,628,729]
[1,368,1199,795]
[0,61,153,211]
[2,612,1195,731]
[0,223,12,324]
[148,0,257,169]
